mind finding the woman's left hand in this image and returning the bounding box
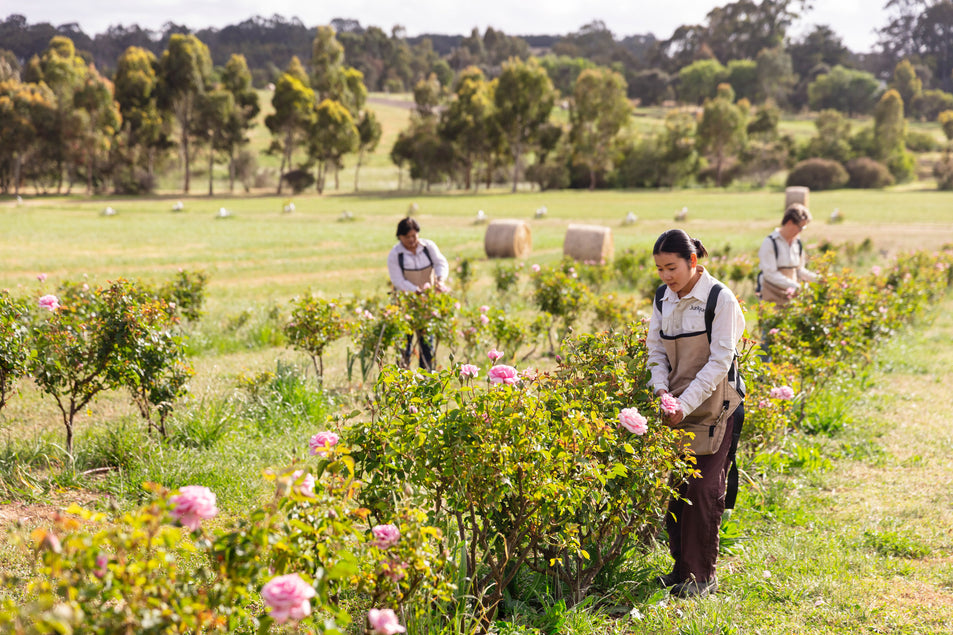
[663,410,684,426]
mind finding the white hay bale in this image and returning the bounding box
[674,206,688,222]
[829,208,843,224]
[563,224,613,263]
[534,206,547,219]
[283,202,295,213]
[785,186,809,210]
[623,211,638,225]
[101,206,116,217]
[484,220,532,259]
[215,207,231,219]
[172,200,184,211]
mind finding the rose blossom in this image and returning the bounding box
[769,386,795,400]
[531,264,541,273]
[290,470,315,497]
[618,408,648,435]
[480,314,490,325]
[460,364,479,378]
[372,524,401,549]
[169,485,218,531]
[659,393,682,416]
[488,365,519,385]
[309,431,339,457]
[36,273,47,282]
[487,349,504,362]
[261,573,316,624]
[479,305,490,313]
[38,294,60,312]
[94,554,109,578]
[368,608,406,634]
[768,328,779,335]
[871,265,882,276]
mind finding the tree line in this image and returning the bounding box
[2,1,953,195]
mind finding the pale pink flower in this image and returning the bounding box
[769,386,795,400]
[368,608,406,634]
[758,400,768,409]
[454,301,461,310]
[785,287,796,297]
[94,554,109,578]
[36,273,47,282]
[531,264,541,273]
[290,470,315,497]
[871,265,882,276]
[372,524,400,549]
[488,364,519,385]
[460,364,479,378]
[384,560,408,581]
[659,393,682,416]
[309,431,340,457]
[480,305,490,313]
[487,349,504,362]
[618,408,648,435]
[169,485,218,531]
[363,310,374,320]
[768,328,779,335]
[431,310,439,318]
[408,405,418,414]
[480,314,490,325]
[38,294,60,312]
[261,573,316,624]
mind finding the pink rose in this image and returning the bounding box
[479,305,490,313]
[36,273,47,282]
[368,608,406,634]
[372,524,400,549]
[384,559,408,581]
[38,294,60,312]
[769,386,795,400]
[487,349,503,362]
[261,573,316,624]
[871,265,882,276]
[291,470,315,497]
[460,364,479,378]
[619,408,648,435]
[169,485,218,531]
[488,365,519,385]
[785,287,797,297]
[768,328,779,335]
[309,431,340,457]
[408,405,418,414]
[758,400,768,409]
[94,554,109,578]
[531,264,541,273]
[480,314,490,325]
[659,393,682,416]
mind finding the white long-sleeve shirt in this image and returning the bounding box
[646,268,746,416]
[387,238,449,292]
[758,229,817,290]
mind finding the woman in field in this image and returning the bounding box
[386,217,449,369]
[756,203,817,307]
[646,229,746,598]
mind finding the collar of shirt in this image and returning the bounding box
[661,266,715,305]
[396,240,428,256]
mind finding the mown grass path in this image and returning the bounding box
[631,293,953,634]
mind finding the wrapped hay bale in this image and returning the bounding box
[785,186,809,209]
[484,219,532,259]
[563,224,613,263]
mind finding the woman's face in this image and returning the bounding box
[399,230,419,252]
[654,252,697,297]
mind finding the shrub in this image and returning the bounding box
[525,161,570,191]
[0,292,30,412]
[934,153,953,190]
[353,330,690,624]
[786,158,848,190]
[282,168,315,194]
[846,157,895,189]
[905,129,939,152]
[285,294,350,381]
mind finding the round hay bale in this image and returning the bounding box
[484,220,532,259]
[563,224,613,263]
[785,186,809,210]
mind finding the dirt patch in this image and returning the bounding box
[0,490,107,531]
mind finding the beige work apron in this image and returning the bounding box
[662,329,743,456]
[401,264,435,289]
[760,265,797,306]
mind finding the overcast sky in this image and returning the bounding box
[14,1,888,52]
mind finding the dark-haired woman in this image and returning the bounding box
[387,217,449,369]
[646,229,745,598]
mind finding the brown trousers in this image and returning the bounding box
[666,408,738,583]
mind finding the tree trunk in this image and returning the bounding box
[228,148,236,193]
[354,150,363,192]
[511,146,521,193]
[183,131,191,194]
[13,154,21,196]
[208,142,214,196]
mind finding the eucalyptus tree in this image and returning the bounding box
[158,33,213,194]
[493,57,555,192]
[570,66,631,190]
[265,57,315,194]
